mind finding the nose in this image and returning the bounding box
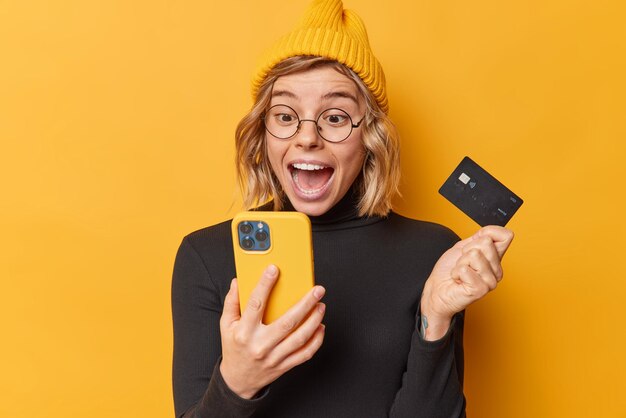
[294,119,323,149]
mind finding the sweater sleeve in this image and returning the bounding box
[171,236,267,418]
[389,307,466,418]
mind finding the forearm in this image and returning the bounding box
[172,236,266,417]
[178,360,268,418]
[419,277,462,341]
[389,310,466,418]
[419,300,453,342]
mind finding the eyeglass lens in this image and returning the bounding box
[264,104,355,143]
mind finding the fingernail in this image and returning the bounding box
[318,303,326,314]
[313,286,325,300]
[267,264,278,276]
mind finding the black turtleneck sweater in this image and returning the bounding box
[171,191,466,418]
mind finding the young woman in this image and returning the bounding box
[172,1,514,417]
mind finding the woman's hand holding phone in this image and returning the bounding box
[420,225,515,341]
[219,265,326,399]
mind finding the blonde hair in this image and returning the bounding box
[235,56,401,217]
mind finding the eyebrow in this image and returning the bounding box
[271,89,359,105]
[321,91,359,105]
[271,90,299,100]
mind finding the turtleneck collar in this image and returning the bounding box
[268,185,386,231]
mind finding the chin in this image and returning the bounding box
[287,197,334,217]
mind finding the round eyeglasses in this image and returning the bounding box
[262,104,364,143]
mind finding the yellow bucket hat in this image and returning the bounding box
[252,0,388,113]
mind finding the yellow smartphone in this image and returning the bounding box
[231,211,315,324]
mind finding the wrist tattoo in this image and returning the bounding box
[420,314,429,338]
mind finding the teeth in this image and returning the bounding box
[292,163,326,171]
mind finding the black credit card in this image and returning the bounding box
[438,156,523,227]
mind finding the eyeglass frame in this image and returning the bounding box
[261,104,365,143]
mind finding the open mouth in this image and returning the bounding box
[288,162,335,197]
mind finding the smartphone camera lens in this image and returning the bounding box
[242,237,254,250]
[255,230,268,242]
[239,222,253,234]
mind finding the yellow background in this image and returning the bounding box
[1,0,624,417]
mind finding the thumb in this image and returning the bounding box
[475,226,515,258]
[221,279,241,326]
[452,235,474,250]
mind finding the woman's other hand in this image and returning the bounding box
[420,226,514,340]
[219,265,326,399]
